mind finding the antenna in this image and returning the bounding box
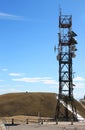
[55,9,78,122]
[59,6,62,16]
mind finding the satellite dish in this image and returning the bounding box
[71,45,77,51]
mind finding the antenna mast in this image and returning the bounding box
[55,10,78,121]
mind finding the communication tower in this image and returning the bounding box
[54,10,78,121]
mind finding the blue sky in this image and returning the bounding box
[0,0,85,99]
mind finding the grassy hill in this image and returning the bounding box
[80,99,85,106]
[0,92,57,117]
[0,92,85,119]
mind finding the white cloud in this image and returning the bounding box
[1,68,8,71]
[0,12,44,22]
[0,88,19,94]
[74,82,85,88]
[0,12,25,21]
[73,76,85,89]
[13,77,42,82]
[11,75,85,90]
[74,76,85,82]
[12,77,58,85]
[9,73,22,77]
[42,79,58,85]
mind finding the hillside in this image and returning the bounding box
[0,92,57,117]
[0,92,85,119]
[80,99,85,106]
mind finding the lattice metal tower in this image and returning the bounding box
[55,10,78,121]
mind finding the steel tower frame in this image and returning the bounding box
[55,11,78,121]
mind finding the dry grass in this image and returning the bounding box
[75,99,85,118]
[2,115,52,124]
[0,92,57,117]
[0,92,85,121]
